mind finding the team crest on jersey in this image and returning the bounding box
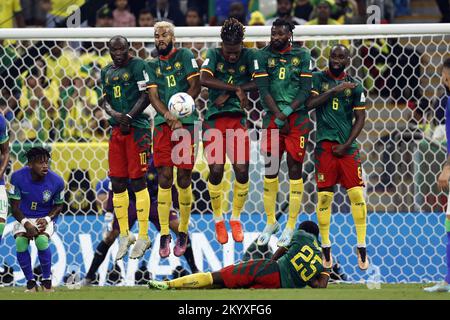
[42,190,52,203]
[318,173,325,182]
[322,83,329,91]
[228,68,235,74]
[156,67,162,76]
[268,58,276,68]
[344,88,352,97]
[292,57,300,66]
[239,65,246,73]
[174,61,182,70]
[122,72,130,81]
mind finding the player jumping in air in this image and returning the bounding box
[0,113,9,244]
[8,147,65,292]
[254,19,313,247]
[83,156,199,285]
[306,44,369,270]
[200,18,258,244]
[148,221,330,290]
[424,57,450,292]
[101,35,153,261]
[147,21,201,258]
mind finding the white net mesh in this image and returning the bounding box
[0,27,449,285]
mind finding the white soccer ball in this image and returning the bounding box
[168,92,195,118]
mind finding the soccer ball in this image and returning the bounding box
[168,92,195,118]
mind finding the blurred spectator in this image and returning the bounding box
[182,7,208,65]
[331,0,359,24]
[43,41,80,90]
[96,5,114,27]
[40,0,60,28]
[307,0,340,24]
[22,0,47,26]
[436,0,450,23]
[244,11,267,49]
[113,0,136,27]
[266,0,307,26]
[228,1,248,25]
[137,8,155,27]
[0,98,13,122]
[186,7,204,26]
[213,0,249,25]
[132,9,156,59]
[0,0,25,28]
[294,0,314,21]
[151,0,185,26]
[188,0,209,25]
[47,0,86,27]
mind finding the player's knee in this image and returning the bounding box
[158,169,173,189]
[177,171,192,189]
[130,177,147,192]
[15,236,29,252]
[111,178,128,193]
[35,235,49,250]
[234,166,249,184]
[347,187,365,204]
[209,165,224,184]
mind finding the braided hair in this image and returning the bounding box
[25,147,50,164]
[271,18,295,44]
[221,18,245,44]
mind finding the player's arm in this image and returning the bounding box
[147,85,180,129]
[126,61,152,120]
[184,49,201,100]
[0,118,10,180]
[288,51,313,113]
[306,81,357,111]
[99,70,128,126]
[307,269,331,288]
[271,246,288,261]
[186,73,201,100]
[9,181,39,237]
[36,180,65,232]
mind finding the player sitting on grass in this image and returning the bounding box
[8,147,65,292]
[83,156,199,285]
[148,221,330,290]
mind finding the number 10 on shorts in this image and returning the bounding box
[140,152,147,166]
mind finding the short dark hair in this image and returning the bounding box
[138,8,153,17]
[221,17,245,44]
[96,5,113,19]
[299,221,320,239]
[25,147,51,164]
[108,35,129,48]
[444,57,450,69]
[272,18,295,33]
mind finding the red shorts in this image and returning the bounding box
[220,259,281,289]
[109,126,151,179]
[314,140,365,189]
[153,123,197,170]
[202,114,250,165]
[261,113,312,163]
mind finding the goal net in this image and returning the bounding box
[0,24,449,285]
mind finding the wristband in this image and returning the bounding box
[282,106,294,118]
[274,117,285,128]
[21,218,31,227]
[44,216,52,224]
[125,113,133,120]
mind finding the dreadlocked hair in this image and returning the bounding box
[272,18,295,43]
[221,18,245,44]
[25,147,50,163]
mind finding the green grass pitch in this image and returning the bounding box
[0,284,450,300]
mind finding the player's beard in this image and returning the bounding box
[157,41,173,56]
[270,39,288,51]
[329,62,345,77]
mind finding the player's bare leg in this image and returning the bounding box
[112,177,136,261]
[230,163,249,243]
[317,186,334,269]
[157,166,174,258]
[174,169,193,256]
[258,153,281,246]
[130,177,151,259]
[278,154,304,247]
[208,164,228,244]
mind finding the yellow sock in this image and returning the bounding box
[317,191,334,247]
[158,186,172,235]
[286,179,304,230]
[113,191,129,237]
[348,187,367,246]
[263,176,278,225]
[168,272,213,289]
[178,185,192,233]
[135,188,150,240]
[231,180,249,220]
[207,180,223,221]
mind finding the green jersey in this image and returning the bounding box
[148,48,200,127]
[312,70,366,148]
[200,47,256,120]
[277,230,323,288]
[254,45,312,115]
[101,57,151,128]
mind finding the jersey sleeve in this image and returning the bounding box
[53,176,65,205]
[247,49,258,75]
[13,0,22,13]
[352,83,366,110]
[252,49,268,79]
[299,49,313,79]
[182,49,200,80]
[200,49,216,77]
[147,61,158,89]
[132,59,151,92]
[0,115,9,144]
[311,73,321,96]
[8,173,21,200]
[100,68,107,95]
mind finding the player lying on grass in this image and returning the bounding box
[8,147,65,292]
[148,221,330,290]
[83,156,199,285]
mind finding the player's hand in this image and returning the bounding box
[213,93,230,107]
[164,110,178,123]
[332,144,349,157]
[170,120,183,130]
[438,166,450,191]
[24,222,39,239]
[113,112,131,127]
[120,123,131,135]
[236,87,249,110]
[275,111,287,122]
[280,121,290,135]
[36,218,48,233]
[332,82,357,94]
